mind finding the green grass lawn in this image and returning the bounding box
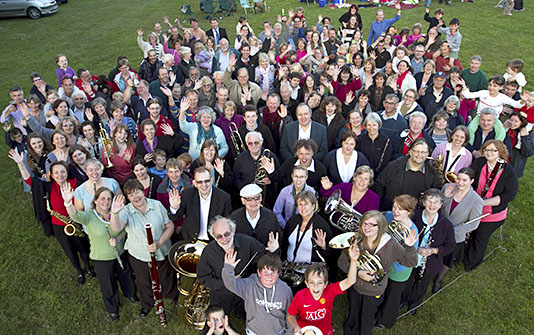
[0,0,533,334]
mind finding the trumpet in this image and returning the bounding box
[45,199,86,237]
[325,189,362,232]
[254,149,272,186]
[329,232,385,285]
[229,122,245,156]
[99,127,114,168]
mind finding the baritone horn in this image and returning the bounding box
[325,189,362,232]
[329,232,385,285]
[169,239,210,330]
[387,220,410,247]
[253,149,272,186]
[229,122,245,155]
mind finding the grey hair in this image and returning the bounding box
[72,90,87,100]
[213,71,224,79]
[180,46,192,56]
[421,188,444,207]
[273,23,282,29]
[208,216,237,237]
[245,131,264,144]
[423,59,436,73]
[258,52,269,63]
[86,158,104,171]
[470,55,482,63]
[197,106,216,124]
[385,93,399,103]
[480,108,498,119]
[408,111,427,125]
[443,95,460,111]
[363,112,383,128]
[161,53,174,64]
[91,97,107,109]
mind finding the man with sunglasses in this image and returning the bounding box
[230,184,282,247]
[197,216,280,319]
[168,166,232,241]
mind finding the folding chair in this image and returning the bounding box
[239,0,253,15]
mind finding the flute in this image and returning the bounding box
[145,223,167,326]
[105,225,124,269]
[456,213,490,227]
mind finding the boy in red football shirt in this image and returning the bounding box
[287,244,359,335]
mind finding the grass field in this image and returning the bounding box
[0,0,533,334]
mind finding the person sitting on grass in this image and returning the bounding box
[287,245,360,335]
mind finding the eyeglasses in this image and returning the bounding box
[411,150,429,156]
[247,141,261,146]
[361,221,378,228]
[214,231,232,241]
[63,124,74,128]
[243,195,261,202]
[384,101,395,105]
[195,179,211,185]
[126,189,142,197]
[483,149,499,153]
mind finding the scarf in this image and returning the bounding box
[197,123,215,144]
[508,128,519,148]
[397,70,409,90]
[263,109,281,128]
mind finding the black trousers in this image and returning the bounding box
[464,220,505,271]
[377,278,408,328]
[404,268,437,309]
[344,287,383,335]
[52,224,91,273]
[443,242,465,268]
[93,252,136,314]
[128,252,178,310]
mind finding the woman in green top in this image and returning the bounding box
[376,194,419,329]
[61,186,138,322]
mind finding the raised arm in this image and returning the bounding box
[109,194,126,232]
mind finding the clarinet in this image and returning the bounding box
[144,223,167,326]
[105,224,124,269]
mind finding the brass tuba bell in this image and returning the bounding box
[325,189,362,232]
[168,239,210,330]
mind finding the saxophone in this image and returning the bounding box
[45,199,86,237]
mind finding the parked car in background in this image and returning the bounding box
[0,0,60,19]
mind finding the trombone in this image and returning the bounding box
[229,122,245,156]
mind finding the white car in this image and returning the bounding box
[0,0,59,19]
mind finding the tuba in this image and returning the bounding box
[387,220,410,247]
[325,189,362,232]
[99,127,114,168]
[329,232,385,285]
[253,149,272,186]
[168,239,210,330]
[229,122,245,156]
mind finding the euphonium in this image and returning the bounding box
[325,189,362,232]
[169,239,210,330]
[253,149,272,186]
[229,122,245,156]
[387,220,410,247]
[45,199,85,237]
[99,127,114,168]
[329,232,385,285]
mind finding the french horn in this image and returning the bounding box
[329,232,385,285]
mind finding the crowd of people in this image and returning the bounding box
[3,2,532,334]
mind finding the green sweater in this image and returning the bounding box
[72,210,125,261]
[461,69,488,92]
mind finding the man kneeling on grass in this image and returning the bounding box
[287,244,359,335]
[222,253,293,335]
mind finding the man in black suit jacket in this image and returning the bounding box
[206,17,229,47]
[280,103,328,162]
[169,166,232,241]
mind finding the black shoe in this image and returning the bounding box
[128,295,140,303]
[109,313,119,322]
[77,273,86,284]
[87,268,96,278]
[410,308,418,316]
[140,308,151,316]
[375,323,385,329]
[432,281,442,294]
